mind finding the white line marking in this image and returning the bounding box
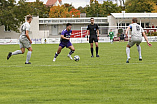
[0,62,157,68]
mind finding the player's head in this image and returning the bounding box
[90,18,94,24]
[132,18,137,23]
[26,15,32,23]
[110,29,112,32]
[66,23,72,31]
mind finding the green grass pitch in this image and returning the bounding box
[0,42,157,104]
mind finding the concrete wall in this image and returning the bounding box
[0,26,20,39]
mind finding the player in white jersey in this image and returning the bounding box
[125,18,152,63]
[7,15,33,64]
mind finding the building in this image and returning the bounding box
[0,12,157,40]
[46,0,62,7]
[108,11,157,28]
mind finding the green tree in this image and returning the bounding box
[0,0,49,32]
[63,3,74,12]
[85,0,121,17]
[0,0,20,32]
[125,0,154,13]
[78,6,86,13]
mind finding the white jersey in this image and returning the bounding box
[129,23,144,38]
[20,22,30,40]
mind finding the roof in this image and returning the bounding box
[46,0,62,6]
[111,12,157,18]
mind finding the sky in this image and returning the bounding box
[15,0,118,8]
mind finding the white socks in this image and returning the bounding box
[126,47,130,58]
[12,50,22,55]
[137,45,142,57]
[110,40,113,43]
[26,51,32,63]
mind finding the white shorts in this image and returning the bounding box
[128,37,142,47]
[19,38,31,49]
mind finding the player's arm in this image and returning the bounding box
[61,35,70,40]
[125,26,130,37]
[87,30,89,41]
[25,30,32,44]
[97,29,99,37]
[97,29,99,40]
[96,24,99,39]
[142,32,152,47]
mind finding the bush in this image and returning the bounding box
[147,32,157,36]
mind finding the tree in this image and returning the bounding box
[49,5,70,18]
[0,0,49,32]
[151,0,157,13]
[85,0,121,17]
[69,8,80,18]
[0,0,20,32]
[78,6,86,13]
[125,0,154,13]
[63,3,74,12]
[85,0,102,17]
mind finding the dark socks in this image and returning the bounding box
[91,48,93,56]
[54,52,58,58]
[96,47,98,55]
[69,50,75,55]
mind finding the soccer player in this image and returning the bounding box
[53,23,75,62]
[7,15,33,64]
[87,18,99,57]
[108,29,114,44]
[125,18,152,63]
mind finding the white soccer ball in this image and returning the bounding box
[74,55,80,62]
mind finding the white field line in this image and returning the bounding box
[0,62,157,68]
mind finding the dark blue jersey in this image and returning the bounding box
[60,29,72,42]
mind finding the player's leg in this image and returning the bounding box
[89,37,94,57]
[110,38,112,44]
[90,43,94,57]
[95,42,99,57]
[94,36,99,57]
[25,47,32,64]
[53,46,63,62]
[7,42,25,60]
[126,41,135,63]
[136,42,142,61]
[68,45,75,60]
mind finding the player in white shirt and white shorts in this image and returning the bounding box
[125,18,152,63]
[7,15,33,64]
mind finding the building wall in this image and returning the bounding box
[29,16,39,39]
[0,26,20,39]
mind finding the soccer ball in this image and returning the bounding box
[74,55,80,62]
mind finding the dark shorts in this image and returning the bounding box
[59,41,72,48]
[120,37,124,40]
[89,36,98,43]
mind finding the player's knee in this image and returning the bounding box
[57,50,61,54]
[72,48,75,51]
[21,51,25,54]
[127,45,131,48]
[29,48,33,52]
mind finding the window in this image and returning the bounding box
[4,25,11,32]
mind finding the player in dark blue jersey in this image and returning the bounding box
[53,23,75,62]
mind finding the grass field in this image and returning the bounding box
[0,42,157,104]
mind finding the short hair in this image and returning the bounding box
[26,15,32,21]
[66,23,72,27]
[132,18,137,23]
[90,18,94,20]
